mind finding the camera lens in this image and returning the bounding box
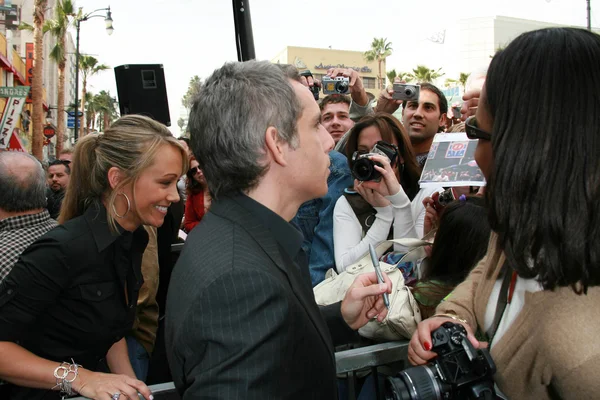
[336,81,349,93]
[352,159,374,181]
[384,366,442,400]
[405,89,414,96]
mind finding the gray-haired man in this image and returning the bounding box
[166,61,391,399]
[0,152,57,283]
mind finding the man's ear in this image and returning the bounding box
[264,126,288,167]
[439,112,448,129]
[107,167,124,190]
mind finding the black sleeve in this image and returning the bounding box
[320,302,359,347]
[0,233,71,341]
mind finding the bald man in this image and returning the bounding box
[0,152,57,283]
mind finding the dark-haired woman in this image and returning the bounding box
[408,27,600,399]
[412,196,490,318]
[333,113,441,271]
[0,115,187,400]
[183,159,211,233]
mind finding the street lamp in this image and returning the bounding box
[73,6,114,141]
[545,0,592,31]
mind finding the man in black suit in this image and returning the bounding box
[166,61,391,399]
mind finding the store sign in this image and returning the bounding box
[314,63,372,73]
[0,86,30,150]
[25,43,33,103]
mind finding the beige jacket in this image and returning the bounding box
[436,234,600,399]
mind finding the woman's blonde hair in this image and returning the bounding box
[59,114,188,232]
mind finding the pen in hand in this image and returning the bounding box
[369,243,390,309]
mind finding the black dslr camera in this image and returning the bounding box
[385,322,503,400]
[351,141,399,182]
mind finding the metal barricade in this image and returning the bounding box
[69,341,409,400]
[170,243,184,254]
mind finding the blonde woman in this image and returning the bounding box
[0,115,187,400]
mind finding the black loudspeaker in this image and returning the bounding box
[114,64,171,126]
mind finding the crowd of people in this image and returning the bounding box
[0,26,598,399]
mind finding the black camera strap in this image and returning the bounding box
[486,264,515,347]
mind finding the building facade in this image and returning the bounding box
[271,46,383,99]
[1,0,76,156]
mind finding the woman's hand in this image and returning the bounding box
[354,180,390,208]
[73,369,153,400]
[407,317,483,366]
[359,154,401,198]
[422,196,439,236]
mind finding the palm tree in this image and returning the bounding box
[94,90,118,132]
[47,0,75,155]
[84,91,97,133]
[182,75,202,110]
[78,55,108,137]
[30,0,48,160]
[459,72,471,91]
[444,78,458,87]
[386,69,397,86]
[409,65,445,83]
[363,38,393,90]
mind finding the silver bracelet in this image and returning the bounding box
[53,359,81,398]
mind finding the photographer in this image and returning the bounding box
[375,82,448,169]
[309,67,373,150]
[408,28,600,399]
[333,113,441,270]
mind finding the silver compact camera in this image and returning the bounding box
[322,76,350,95]
[392,83,420,101]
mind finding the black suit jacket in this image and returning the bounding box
[166,195,356,399]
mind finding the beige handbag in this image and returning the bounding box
[314,238,431,341]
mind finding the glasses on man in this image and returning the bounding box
[465,116,492,141]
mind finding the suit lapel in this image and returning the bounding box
[211,197,336,358]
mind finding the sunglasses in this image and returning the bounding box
[187,166,200,176]
[465,116,492,141]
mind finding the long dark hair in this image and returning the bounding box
[484,28,600,293]
[414,196,490,318]
[424,196,490,283]
[345,112,421,200]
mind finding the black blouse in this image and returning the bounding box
[0,202,148,400]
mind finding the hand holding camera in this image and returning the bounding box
[324,67,369,106]
[354,179,390,208]
[391,322,499,400]
[351,141,402,204]
[299,70,321,101]
[375,77,404,114]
